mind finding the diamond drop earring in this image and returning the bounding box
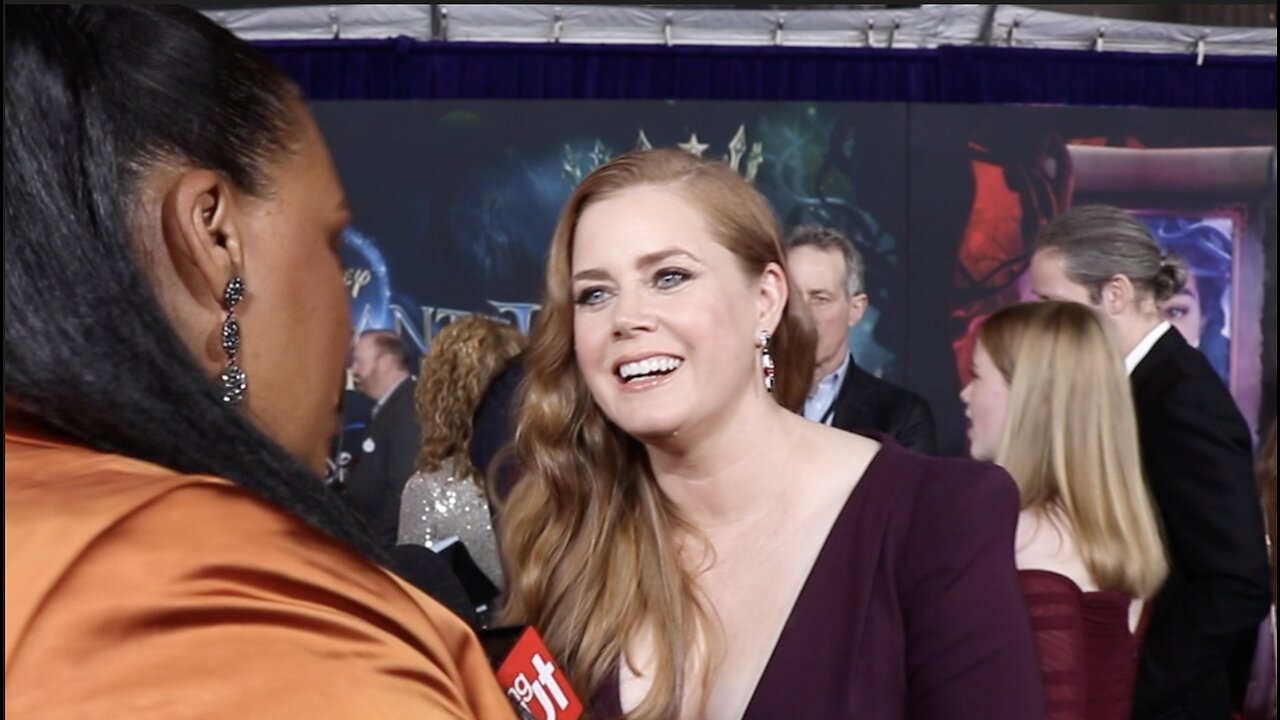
[759,330,775,393]
[219,276,247,405]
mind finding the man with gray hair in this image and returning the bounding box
[1030,205,1270,720]
[785,225,936,454]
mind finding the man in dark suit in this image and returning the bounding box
[343,329,421,553]
[1030,205,1271,720]
[785,225,936,453]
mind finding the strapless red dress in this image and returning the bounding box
[1019,569,1143,720]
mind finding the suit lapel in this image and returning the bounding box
[830,357,869,429]
[370,378,413,427]
[384,379,413,416]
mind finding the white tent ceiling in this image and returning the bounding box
[205,4,1276,59]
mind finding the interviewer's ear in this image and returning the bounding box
[161,169,246,304]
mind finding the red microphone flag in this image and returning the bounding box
[495,626,584,720]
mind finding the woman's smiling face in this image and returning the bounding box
[570,185,768,445]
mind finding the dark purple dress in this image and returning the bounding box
[594,436,1047,719]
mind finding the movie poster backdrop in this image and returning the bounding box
[313,100,1275,458]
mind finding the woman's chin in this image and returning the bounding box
[614,415,686,447]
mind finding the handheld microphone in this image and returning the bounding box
[484,625,584,720]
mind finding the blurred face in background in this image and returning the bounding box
[350,334,392,400]
[959,341,1010,462]
[787,245,865,385]
[1028,249,1095,306]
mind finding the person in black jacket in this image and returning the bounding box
[1029,204,1272,720]
[344,329,421,552]
[785,225,936,453]
[469,352,526,505]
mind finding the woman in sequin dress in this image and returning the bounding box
[399,315,526,588]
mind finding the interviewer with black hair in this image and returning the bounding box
[3,6,513,717]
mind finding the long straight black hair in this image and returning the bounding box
[3,5,381,560]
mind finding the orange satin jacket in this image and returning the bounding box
[5,423,515,719]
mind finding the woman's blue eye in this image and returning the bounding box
[655,268,691,289]
[575,287,609,306]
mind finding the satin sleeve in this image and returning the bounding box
[5,482,516,720]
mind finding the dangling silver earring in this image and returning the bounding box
[759,330,776,393]
[220,276,247,405]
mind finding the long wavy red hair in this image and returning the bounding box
[499,148,815,719]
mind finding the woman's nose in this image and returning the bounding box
[612,288,657,338]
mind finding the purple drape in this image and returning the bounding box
[258,38,1276,109]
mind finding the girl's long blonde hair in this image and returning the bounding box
[981,301,1167,598]
[498,148,815,719]
[414,314,526,480]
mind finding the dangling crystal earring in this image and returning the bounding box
[220,276,247,405]
[759,330,776,393]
